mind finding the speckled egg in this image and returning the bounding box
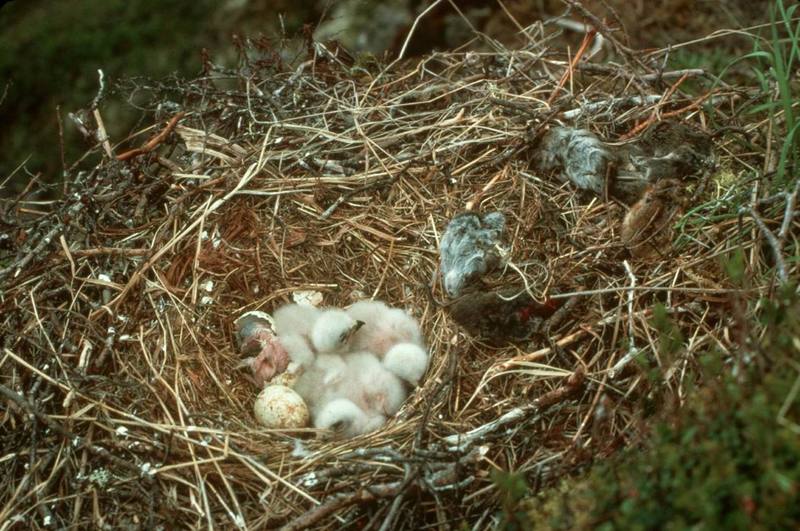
[253,384,309,429]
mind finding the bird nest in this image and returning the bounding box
[1,19,792,530]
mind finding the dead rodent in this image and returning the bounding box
[621,178,684,258]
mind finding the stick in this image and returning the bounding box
[547,28,597,105]
[116,112,185,161]
[609,260,639,378]
[0,383,150,481]
[444,371,584,451]
[281,482,403,531]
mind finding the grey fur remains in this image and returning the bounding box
[440,211,506,298]
[536,127,613,194]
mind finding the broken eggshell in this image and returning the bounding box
[253,384,310,429]
[234,310,276,351]
[291,290,324,307]
[235,310,291,386]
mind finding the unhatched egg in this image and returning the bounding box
[253,385,309,429]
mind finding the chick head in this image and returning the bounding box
[314,398,382,438]
[311,309,365,354]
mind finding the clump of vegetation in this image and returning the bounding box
[492,469,533,531]
[524,286,800,530]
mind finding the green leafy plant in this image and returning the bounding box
[717,0,800,186]
[492,469,532,531]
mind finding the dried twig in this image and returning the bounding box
[116,112,185,161]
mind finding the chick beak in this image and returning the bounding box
[340,320,365,344]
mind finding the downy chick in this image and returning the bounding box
[244,342,290,388]
[346,300,424,358]
[383,342,429,386]
[314,399,387,438]
[293,351,406,437]
[234,312,289,387]
[311,308,364,354]
[272,303,323,369]
[345,351,407,417]
[273,303,322,338]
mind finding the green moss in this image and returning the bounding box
[492,469,533,531]
[527,288,800,530]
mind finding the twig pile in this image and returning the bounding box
[1,19,795,530]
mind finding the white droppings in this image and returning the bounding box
[115,426,129,437]
[299,472,319,487]
[211,228,222,249]
[202,280,214,292]
[291,439,312,458]
[140,462,155,477]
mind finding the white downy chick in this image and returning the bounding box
[346,300,424,358]
[277,334,316,369]
[314,398,386,438]
[383,342,429,386]
[344,351,407,417]
[292,353,347,407]
[273,303,322,338]
[273,303,323,370]
[311,309,364,354]
[293,351,406,437]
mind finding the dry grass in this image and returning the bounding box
[1,15,795,530]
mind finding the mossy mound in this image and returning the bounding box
[528,287,800,530]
